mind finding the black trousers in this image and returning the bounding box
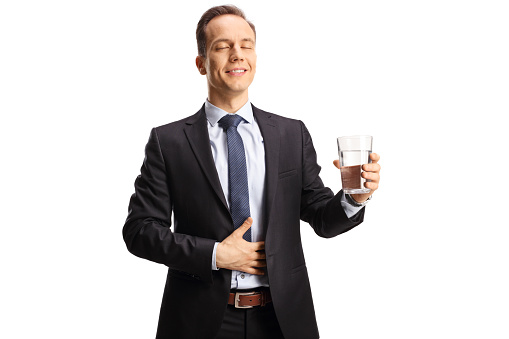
[216,302,285,339]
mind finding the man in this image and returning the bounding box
[123,5,381,339]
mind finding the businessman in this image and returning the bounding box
[123,5,381,338]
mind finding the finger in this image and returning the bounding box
[235,217,253,236]
[362,162,381,172]
[333,159,341,169]
[370,153,380,163]
[256,251,266,260]
[364,181,378,190]
[243,267,266,275]
[250,259,267,268]
[361,171,379,182]
[251,241,265,251]
[249,251,266,260]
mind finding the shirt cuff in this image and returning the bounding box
[212,242,220,271]
[340,192,369,218]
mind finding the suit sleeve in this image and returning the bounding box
[299,121,365,238]
[122,128,216,283]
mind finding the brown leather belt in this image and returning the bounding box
[228,289,272,308]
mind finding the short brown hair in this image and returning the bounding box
[196,5,256,58]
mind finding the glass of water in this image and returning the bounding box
[337,135,373,194]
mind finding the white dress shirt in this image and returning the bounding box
[204,99,366,289]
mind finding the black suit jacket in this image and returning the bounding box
[123,104,364,338]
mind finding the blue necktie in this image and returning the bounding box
[218,114,251,242]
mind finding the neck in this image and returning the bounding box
[207,91,249,113]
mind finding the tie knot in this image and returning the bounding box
[218,114,244,130]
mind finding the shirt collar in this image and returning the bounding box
[204,99,254,127]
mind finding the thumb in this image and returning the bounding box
[333,159,341,169]
[236,217,253,236]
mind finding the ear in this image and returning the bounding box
[196,56,206,75]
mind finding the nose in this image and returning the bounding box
[229,45,244,63]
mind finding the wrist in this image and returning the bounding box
[212,242,220,271]
[346,193,371,207]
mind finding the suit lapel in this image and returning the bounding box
[184,104,281,227]
[184,106,229,212]
[252,105,280,228]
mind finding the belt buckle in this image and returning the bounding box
[234,291,257,309]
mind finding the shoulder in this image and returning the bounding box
[252,104,300,123]
[156,107,204,130]
[253,105,307,132]
[150,105,206,140]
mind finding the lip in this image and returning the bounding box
[225,68,248,76]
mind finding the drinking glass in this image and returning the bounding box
[337,135,373,194]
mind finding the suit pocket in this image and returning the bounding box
[168,269,200,282]
[291,263,307,275]
[278,169,297,179]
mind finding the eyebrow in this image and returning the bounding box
[212,38,255,45]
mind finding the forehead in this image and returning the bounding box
[205,14,255,45]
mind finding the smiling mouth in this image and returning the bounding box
[226,69,247,73]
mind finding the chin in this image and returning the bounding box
[225,84,250,93]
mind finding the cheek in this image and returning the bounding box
[250,62,257,75]
[206,58,221,73]
[250,56,257,71]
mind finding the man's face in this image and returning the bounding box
[197,14,257,100]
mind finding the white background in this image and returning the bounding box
[1,0,508,338]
